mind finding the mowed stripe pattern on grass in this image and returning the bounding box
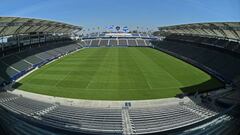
[18,47,219,100]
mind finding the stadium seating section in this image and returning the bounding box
[79,39,152,47]
[129,101,224,134]
[166,34,240,54]
[0,33,239,134]
[0,92,232,135]
[0,41,81,86]
[153,37,240,83]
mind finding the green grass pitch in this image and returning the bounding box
[16,47,223,100]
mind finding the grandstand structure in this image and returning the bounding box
[154,22,240,83]
[79,32,156,47]
[0,17,82,86]
[1,91,238,135]
[0,17,239,135]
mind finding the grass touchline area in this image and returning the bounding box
[15,47,223,100]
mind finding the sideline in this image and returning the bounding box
[16,47,85,82]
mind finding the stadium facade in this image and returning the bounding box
[0,17,240,135]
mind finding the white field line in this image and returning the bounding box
[16,68,38,82]
[127,50,153,90]
[15,47,85,83]
[139,49,183,87]
[163,69,183,87]
[85,61,105,89]
[54,71,72,87]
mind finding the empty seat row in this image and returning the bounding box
[41,105,123,133]
[0,91,228,135]
[128,102,226,134]
[0,42,81,86]
[83,39,151,47]
[0,97,53,115]
[166,35,240,54]
[154,40,240,81]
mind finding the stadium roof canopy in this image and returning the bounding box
[158,22,240,41]
[0,17,82,36]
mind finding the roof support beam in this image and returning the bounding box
[223,23,240,39]
[0,18,20,35]
[0,17,82,36]
[158,22,240,41]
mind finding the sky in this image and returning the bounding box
[0,0,239,32]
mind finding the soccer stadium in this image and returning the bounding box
[0,1,240,135]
